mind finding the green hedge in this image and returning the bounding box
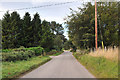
[25,47,44,56]
[2,47,44,62]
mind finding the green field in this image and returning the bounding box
[73,52,118,78]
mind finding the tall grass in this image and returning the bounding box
[89,47,118,61]
[73,53,118,78]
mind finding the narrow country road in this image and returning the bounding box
[21,51,95,78]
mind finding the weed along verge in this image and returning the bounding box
[73,52,118,78]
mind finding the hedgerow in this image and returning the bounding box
[2,46,44,62]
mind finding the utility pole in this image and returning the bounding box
[95,0,98,50]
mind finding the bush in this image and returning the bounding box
[2,49,12,53]
[2,46,44,62]
[25,47,44,56]
[2,51,30,62]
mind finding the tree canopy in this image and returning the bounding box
[65,2,118,49]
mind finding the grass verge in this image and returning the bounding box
[73,52,118,78]
[2,56,51,79]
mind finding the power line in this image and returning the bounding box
[0,1,80,12]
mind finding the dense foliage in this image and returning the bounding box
[2,11,66,51]
[65,2,119,49]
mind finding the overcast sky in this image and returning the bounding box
[0,0,96,39]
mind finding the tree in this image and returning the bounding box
[32,13,41,46]
[2,11,22,48]
[55,23,64,35]
[2,11,65,51]
[2,11,11,49]
[40,20,54,51]
[10,11,22,48]
[50,21,65,51]
[63,40,71,50]
[50,21,64,35]
[54,35,63,51]
[22,12,32,47]
[50,21,57,34]
[97,2,118,47]
[66,3,95,49]
[65,2,118,49]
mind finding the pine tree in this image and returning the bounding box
[32,13,41,46]
[10,11,22,48]
[2,11,11,49]
[22,12,32,47]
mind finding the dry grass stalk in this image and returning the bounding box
[89,47,118,61]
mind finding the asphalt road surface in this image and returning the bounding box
[21,51,95,78]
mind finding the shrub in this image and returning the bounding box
[2,49,12,53]
[2,51,30,62]
[2,46,44,62]
[25,47,44,56]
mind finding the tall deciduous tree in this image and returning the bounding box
[41,20,54,51]
[65,2,118,49]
